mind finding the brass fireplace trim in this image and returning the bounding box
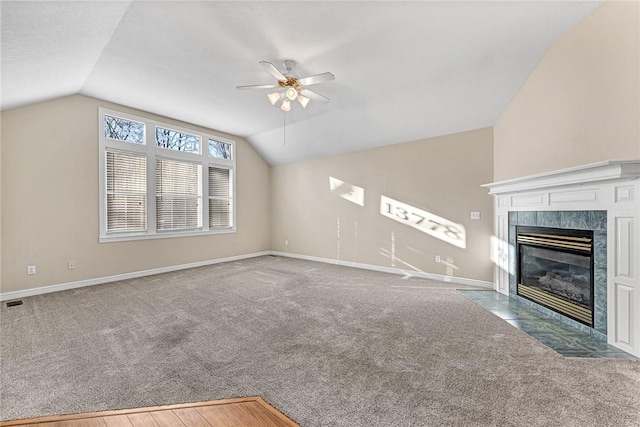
[518,284,592,326]
[517,232,592,252]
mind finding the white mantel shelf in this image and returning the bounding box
[483,160,640,195]
[483,159,640,358]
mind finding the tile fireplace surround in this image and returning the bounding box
[483,160,640,357]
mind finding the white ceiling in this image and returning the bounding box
[1,1,602,165]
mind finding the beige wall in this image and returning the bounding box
[494,0,640,181]
[271,128,495,283]
[0,113,3,291]
[1,95,271,293]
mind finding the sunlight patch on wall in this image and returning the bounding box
[390,231,396,267]
[441,256,459,276]
[336,216,341,260]
[490,235,509,271]
[380,195,466,249]
[380,246,424,274]
[329,176,365,206]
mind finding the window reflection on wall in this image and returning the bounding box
[380,195,466,249]
[329,176,365,206]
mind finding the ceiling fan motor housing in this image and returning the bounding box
[283,59,296,75]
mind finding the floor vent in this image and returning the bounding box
[6,300,23,307]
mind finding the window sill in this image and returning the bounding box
[99,228,236,243]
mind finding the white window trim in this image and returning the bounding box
[99,108,236,243]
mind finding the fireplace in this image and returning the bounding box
[484,160,640,357]
[516,226,594,327]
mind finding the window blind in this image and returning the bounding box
[156,158,202,231]
[106,151,147,232]
[209,166,232,229]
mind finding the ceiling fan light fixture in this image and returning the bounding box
[297,95,310,108]
[239,60,334,113]
[267,92,281,106]
[285,87,298,101]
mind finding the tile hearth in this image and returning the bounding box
[460,290,635,359]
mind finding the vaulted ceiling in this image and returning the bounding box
[1,1,602,165]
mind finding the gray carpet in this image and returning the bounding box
[1,255,639,426]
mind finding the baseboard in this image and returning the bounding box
[1,250,493,302]
[269,251,494,289]
[0,251,271,302]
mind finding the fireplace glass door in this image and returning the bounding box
[517,226,594,326]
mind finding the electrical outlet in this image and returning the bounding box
[285,239,289,246]
[68,261,76,270]
[27,265,36,275]
[470,211,481,220]
[435,255,441,263]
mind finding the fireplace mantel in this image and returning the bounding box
[483,160,640,357]
[484,160,640,195]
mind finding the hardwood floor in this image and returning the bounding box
[0,397,299,427]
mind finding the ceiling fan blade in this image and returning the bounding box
[297,72,335,87]
[300,89,330,104]
[259,61,287,81]
[236,84,279,90]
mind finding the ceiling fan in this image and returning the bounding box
[237,60,335,112]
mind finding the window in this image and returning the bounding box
[209,139,232,160]
[106,152,147,232]
[99,108,235,242]
[209,167,232,228]
[156,127,200,154]
[156,158,202,231]
[104,114,145,144]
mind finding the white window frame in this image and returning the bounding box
[99,108,236,242]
